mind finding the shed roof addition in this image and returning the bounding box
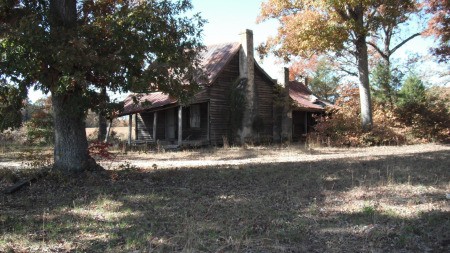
[289,81,332,111]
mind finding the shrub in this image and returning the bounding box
[396,85,449,143]
[309,84,406,147]
[310,80,449,146]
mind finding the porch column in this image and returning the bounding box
[153,112,157,142]
[128,114,132,145]
[178,106,182,146]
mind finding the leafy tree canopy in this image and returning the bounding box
[0,0,205,172]
[425,0,450,62]
[0,0,205,116]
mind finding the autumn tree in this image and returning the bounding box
[258,0,421,131]
[425,0,450,62]
[0,0,204,172]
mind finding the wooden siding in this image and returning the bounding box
[254,66,274,139]
[208,52,240,144]
[136,112,154,141]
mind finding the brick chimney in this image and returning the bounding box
[279,68,292,142]
[239,29,256,142]
[277,67,289,88]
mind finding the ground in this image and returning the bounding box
[1,144,449,252]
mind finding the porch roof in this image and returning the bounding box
[289,81,333,111]
[120,92,178,116]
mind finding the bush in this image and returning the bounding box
[396,86,449,143]
[309,81,449,147]
[309,85,406,147]
[25,108,53,145]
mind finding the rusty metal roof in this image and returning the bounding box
[201,42,241,84]
[121,92,177,116]
[120,43,241,116]
[289,81,332,111]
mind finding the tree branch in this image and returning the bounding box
[367,41,388,60]
[389,33,421,55]
[337,66,358,77]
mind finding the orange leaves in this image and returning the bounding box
[258,0,351,59]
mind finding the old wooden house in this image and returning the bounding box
[119,29,331,147]
[119,30,276,146]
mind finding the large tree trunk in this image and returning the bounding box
[48,0,100,172]
[97,87,107,141]
[355,36,373,131]
[52,91,97,172]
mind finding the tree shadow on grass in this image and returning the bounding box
[0,149,449,252]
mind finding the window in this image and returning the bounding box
[190,104,200,128]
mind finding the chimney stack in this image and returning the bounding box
[278,67,290,88]
[280,68,292,142]
[239,29,256,143]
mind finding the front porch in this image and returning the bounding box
[125,102,210,148]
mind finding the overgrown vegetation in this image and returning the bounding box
[1,144,449,252]
[310,74,450,147]
[228,78,247,143]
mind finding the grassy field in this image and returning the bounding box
[1,144,449,252]
[86,127,134,141]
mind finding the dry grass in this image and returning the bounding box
[86,127,134,141]
[1,144,449,252]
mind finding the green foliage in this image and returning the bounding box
[0,83,26,131]
[0,0,205,127]
[228,78,247,143]
[24,100,53,145]
[371,62,404,105]
[397,74,426,107]
[1,0,204,170]
[395,75,449,142]
[308,59,340,103]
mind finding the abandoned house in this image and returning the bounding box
[118,29,330,147]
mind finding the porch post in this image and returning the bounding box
[178,106,182,146]
[153,112,157,142]
[128,114,132,145]
[135,114,138,141]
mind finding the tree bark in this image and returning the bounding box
[97,87,107,141]
[49,0,77,27]
[52,91,97,172]
[355,36,373,131]
[48,0,100,172]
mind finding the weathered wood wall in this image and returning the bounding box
[208,53,240,145]
[254,66,275,139]
[136,112,154,141]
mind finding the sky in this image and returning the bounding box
[28,0,448,102]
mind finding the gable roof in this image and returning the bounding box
[201,42,241,84]
[119,42,278,116]
[289,81,332,111]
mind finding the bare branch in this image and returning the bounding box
[367,41,388,60]
[389,32,422,55]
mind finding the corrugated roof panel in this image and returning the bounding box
[289,81,331,111]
